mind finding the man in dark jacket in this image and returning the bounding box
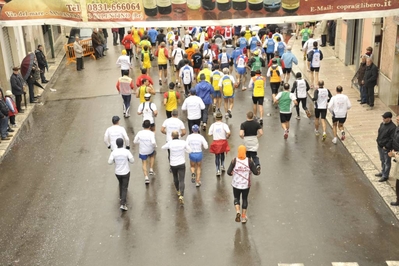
[363,57,378,110]
[355,55,367,104]
[376,111,396,182]
[35,45,48,83]
[10,67,25,112]
[0,88,13,141]
[91,28,102,59]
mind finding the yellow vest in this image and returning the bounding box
[165,90,178,111]
[158,48,167,65]
[139,85,148,103]
[222,76,233,96]
[252,75,265,97]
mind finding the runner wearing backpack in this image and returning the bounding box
[211,67,223,114]
[137,93,158,132]
[266,59,283,101]
[247,50,265,77]
[172,42,186,87]
[219,68,238,119]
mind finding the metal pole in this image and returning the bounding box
[48,25,55,59]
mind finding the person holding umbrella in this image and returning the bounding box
[20,53,45,104]
[10,67,26,112]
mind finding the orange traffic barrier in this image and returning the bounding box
[64,38,96,65]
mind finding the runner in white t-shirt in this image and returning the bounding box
[137,93,158,132]
[133,120,157,184]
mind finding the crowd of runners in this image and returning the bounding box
[104,24,352,224]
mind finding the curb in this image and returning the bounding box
[287,36,399,219]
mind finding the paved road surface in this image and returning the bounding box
[0,45,398,266]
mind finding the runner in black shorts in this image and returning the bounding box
[270,82,280,95]
[310,67,320,72]
[252,97,264,106]
[159,64,167,70]
[280,113,292,123]
[314,108,327,119]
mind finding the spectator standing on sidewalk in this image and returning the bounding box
[0,88,13,141]
[388,115,399,206]
[328,86,352,145]
[10,67,25,113]
[375,111,396,182]
[91,28,103,59]
[112,28,119,45]
[73,36,84,71]
[108,138,134,211]
[4,90,18,128]
[320,20,328,47]
[35,45,49,83]
[355,55,367,104]
[363,57,378,110]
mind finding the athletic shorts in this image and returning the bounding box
[310,67,320,72]
[221,63,229,70]
[332,116,347,124]
[252,96,264,105]
[189,152,203,163]
[229,61,234,66]
[270,82,280,95]
[151,42,156,47]
[315,108,327,119]
[174,65,179,71]
[223,94,235,99]
[139,151,155,160]
[280,113,292,123]
[213,91,222,98]
[158,64,167,70]
[283,68,292,74]
[236,67,246,75]
[194,67,201,73]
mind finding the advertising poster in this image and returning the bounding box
[0,0,398,26]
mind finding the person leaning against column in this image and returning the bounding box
[362,57,378,111]
[375,111,396,182]
[388,114,399,206]
[10,67,25,112]
[73,35,84,71]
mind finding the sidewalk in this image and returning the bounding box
[288,35,399,218]
[0,38,65,161]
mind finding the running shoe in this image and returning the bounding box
[159,79,162,86]
[322,133,327,141]
[149,169,155,175]
[296,115,301,120]
[332,137,337,144]
[221,165,226,172]
[145,176,150,184]
[179,196,184,205]
[177,190,181,197]
[341,131,346,141]
[191,173,196,183]
[120,205,128,211]
[284,130,289,139]
[256,165,261,174]
[315,130,320,136]
[259,119,263,126]
[241,215,248,224]
[235,213,241,222]
[212,104,216,113]
[242,86,247,91]
[305,109,311,118]
[225,113,229,119]
[228,110,232,118]
[203,123,207,131]
[196,181,201,187]
[216,170,221,177]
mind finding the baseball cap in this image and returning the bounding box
[382,112,393,119]
[192,124,199,132]
[215,112,223,119]
[253,50,260,55]
[272,59,277,64]
[112,116,120,124]
[144,93,151,98]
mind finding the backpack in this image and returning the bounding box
[141,101,154,113]
[222,76,234,96]
[251,57,261,71]
[212,71,221,89]
[271,65,280,77]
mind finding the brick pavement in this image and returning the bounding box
[288,34,399,218]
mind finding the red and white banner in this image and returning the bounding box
[0,0,398,27]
